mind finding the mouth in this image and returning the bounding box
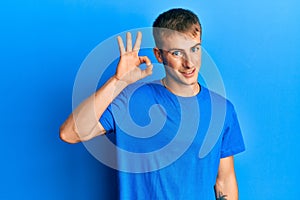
[180,68,196,78]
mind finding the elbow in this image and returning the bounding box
[59,125,80,144]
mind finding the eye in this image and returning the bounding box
[191,45,201,53]
[171,50,184,57]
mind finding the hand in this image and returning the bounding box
[115,32,153,84]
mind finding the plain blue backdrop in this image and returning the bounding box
[0,0,299,199]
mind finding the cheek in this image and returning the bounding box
[193,54,201,67]
[164,62,181,75]
[163,57,181,69]
[198,57,202,67]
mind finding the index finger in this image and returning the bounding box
[133,31,142,52]
[117,36,125,55]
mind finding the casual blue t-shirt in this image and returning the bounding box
[100,80,245,200]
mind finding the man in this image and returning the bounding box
[60,8,245,199]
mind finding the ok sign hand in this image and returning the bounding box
[115,32,153,84]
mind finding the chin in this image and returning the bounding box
[182,80,197,86]
[187,77,198,84]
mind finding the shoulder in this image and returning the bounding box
[200,86,233,105]
[200,86,236,116]
[121,80,163,97]
[111,80,164,107]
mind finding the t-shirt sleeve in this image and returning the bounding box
[220,102,246,158]
[99,89,128,134]
[99,104,115,133]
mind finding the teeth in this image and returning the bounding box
[180,69,195,75]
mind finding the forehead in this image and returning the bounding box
[158,31,201,51]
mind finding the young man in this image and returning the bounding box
[60,8,245,199]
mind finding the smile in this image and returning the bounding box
[180,68,196,77]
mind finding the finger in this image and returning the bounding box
[139,56,152,66]
[133,31,142,52]
[117,36,125,55]
[139,56,153,78]
[141,63,153,78]
[126,32,132,52]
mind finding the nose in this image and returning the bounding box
[182,53,194,69]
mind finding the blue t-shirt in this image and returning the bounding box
[100,80,245,200]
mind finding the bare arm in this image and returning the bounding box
[59,32,153,143]
[215,156,239,200]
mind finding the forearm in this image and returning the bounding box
[214,173,238,200]
[60,76,128,143]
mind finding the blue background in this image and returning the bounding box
[0,0,299,199]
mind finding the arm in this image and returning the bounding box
[214,156,239,200]
[59,32,153,143]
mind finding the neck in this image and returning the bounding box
[162,78,200,97]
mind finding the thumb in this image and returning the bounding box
[141,63,153,78]
[139,56,153,78]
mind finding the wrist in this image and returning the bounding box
[112,74,129,89]
[113,74,121,81]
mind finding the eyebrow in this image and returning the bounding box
[167,43,201,52]
[191,43,201,48]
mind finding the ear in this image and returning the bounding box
[153,47,163,63]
